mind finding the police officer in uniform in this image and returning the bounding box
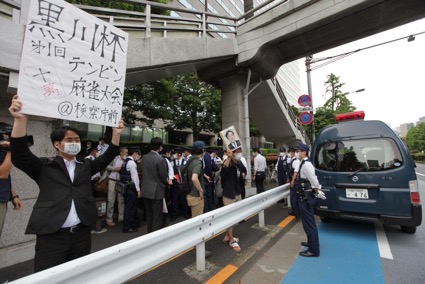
[276,147,289,186]
[287,147,300,216]
[294,143,326,257]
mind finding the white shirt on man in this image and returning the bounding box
[254,153,267,172]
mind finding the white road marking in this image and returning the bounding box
[416,172,425,177]
[375,223,393,260]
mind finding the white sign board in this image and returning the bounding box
[17,0,128,127]
[298,106,313,112]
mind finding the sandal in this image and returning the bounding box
[223,237,239,244]
[229,239,241,252]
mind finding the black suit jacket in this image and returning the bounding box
[10,136,119,235]
[228,140,241,150]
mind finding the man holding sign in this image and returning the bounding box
[8,95,125,272]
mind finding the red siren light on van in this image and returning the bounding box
[335,111,365,122]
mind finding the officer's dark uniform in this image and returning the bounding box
[120,158,138,232]
[294,143,320,257]
[276,147,288,186]
[287,151,300,217]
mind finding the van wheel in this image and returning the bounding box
[401,226,416,234]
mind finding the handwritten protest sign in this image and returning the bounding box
[17,0,128,127]
[219,125,242,151]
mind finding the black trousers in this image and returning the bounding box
[255,171,266,193]
[299,196,320,255]
[278,173,287,186]
[34,224,91,272]
[170,183,190,218]
[290,187,300,216]
[123,188,137,232]
[142,197,163,233]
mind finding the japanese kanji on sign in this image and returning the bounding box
[17,0,129,127]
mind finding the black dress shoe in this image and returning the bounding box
[301,242,309,247]
[299,250,319,257]
[170,215,177,222]
[288,211,296,216]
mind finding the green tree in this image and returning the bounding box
[313,74,356,134]
[123,79,175,126]
[123,73,222,141]
[170,73,222,141]
[405,123,425,151]
[293,74,357,138]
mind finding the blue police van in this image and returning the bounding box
[311,111,422,234]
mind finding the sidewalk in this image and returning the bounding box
[238,220,304,284]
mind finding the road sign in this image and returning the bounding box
[298,106,313,112]
[298,94,312,107]
[299,112,313,125]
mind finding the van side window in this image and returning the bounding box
[315,138,403,172]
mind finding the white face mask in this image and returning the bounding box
[62,142,81,156]
[253,153,258,157]
[172,154,177,159]
[295,152,300,159]
[279,152,285,156]
[235,153,242,160]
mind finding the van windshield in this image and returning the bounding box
[314,138,403,172]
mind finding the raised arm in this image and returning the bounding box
[8,95,28,138]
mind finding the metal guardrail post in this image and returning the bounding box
[258,210,265,227]
[196,242,206,271]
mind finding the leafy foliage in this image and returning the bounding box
[293,74,357,138]
[405,122,425,151]
[314,73,356,134]
[65,0,171,15]
[123,73,222,141]
[170,73,222,140]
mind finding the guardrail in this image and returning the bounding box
[270,77,309,143]
[10,184,289,284]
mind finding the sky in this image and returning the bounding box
[299,17,425,129]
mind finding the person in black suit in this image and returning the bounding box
[140,137,168,233]
[225,130,241,151]
[8,95,125,272]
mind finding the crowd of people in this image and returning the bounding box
[2,95,326,274]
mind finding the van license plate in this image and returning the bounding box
[346,188,369,199]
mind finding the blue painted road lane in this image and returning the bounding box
[282,220,384,284]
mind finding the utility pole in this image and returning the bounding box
[305,55,315,143]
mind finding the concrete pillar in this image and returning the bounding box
[219,75,247,153]
[186,132,193,146]
[219,75,253,189]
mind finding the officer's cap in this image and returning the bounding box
[296,143,310,152]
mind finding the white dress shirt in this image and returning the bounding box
[299,158,321,189]
[125,157,141,192]
[254,154,267,172]
[62,159,81,227]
